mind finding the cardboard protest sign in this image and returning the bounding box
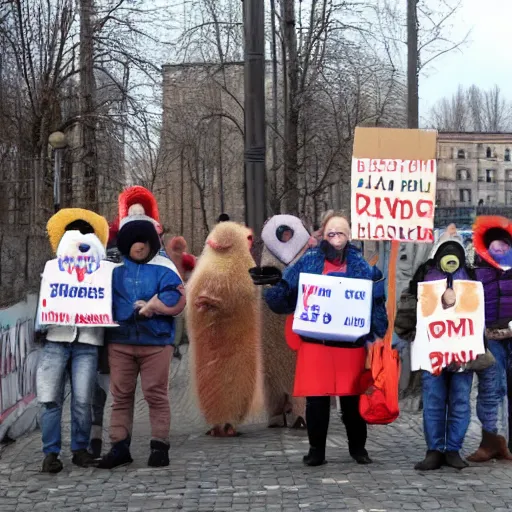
[351,127,437,243]
[292,273,373,342]
[411,279,485,375]
[37,259,117,327]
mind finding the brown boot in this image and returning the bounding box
[467,430,512,462]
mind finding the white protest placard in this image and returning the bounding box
[37,259,117,327]
[350,158,436,242]
[292,273,373,342]
[411,279,485,375]
[350,127,438,243]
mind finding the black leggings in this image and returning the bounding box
[306,395,367,456]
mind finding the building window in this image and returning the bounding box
[460,189,472,203]
[506,149,511,162]
[436,190,448,206]
[507,169,512,181]
[456,169,470,180]
[457,149,465,159]
[486,147,492,158]
[486,169,495,183]
[487,195,496,204]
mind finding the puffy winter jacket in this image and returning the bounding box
[107,255,183,346]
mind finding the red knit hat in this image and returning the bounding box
[118,185,162,234]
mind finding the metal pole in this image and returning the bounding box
[54,148,63,212]
[243,0,266,239]
[407,0,419,129]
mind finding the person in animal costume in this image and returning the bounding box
[165,236,197,283]
[36,208,110,473]
[256,214,316,428]
[467,216,512,462]
[186,221,262,437]
[263,212,388,466]
[98,186,185,469]
[164,235,196,352]
[395,224,492,470]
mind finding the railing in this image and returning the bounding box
[435,206,512,229]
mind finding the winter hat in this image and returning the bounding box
[261,214,311,265]
[47,208,109,254]
[117,218,161,259]
[473,216,512,269]
[117,186,162,260]
[434,241,465,269]
[483,228,512,249]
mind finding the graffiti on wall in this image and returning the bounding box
[0,295,40,441]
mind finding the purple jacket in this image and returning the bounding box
[424,267,469,283]
[474,265,512,329]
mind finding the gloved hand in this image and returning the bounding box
[249,266,282,286]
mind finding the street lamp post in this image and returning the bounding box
[243,0,266,244]
[48,131,68,213]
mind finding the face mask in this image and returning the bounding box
[440,254,460,274]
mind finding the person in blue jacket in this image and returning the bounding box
[98,207,185,469]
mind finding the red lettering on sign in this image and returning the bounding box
[355,193,433,221]
[429,350,476,375]
[302,285,317,309]
[428,318,474,339]
[417,199,434,218]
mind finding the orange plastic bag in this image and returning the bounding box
[359,338,400,424]
[359,240,401,425]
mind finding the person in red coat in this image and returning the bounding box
[264,212,388,466]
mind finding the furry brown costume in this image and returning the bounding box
[261,245,307,428]
[186,221,262,436]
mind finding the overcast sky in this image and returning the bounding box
[419,0,512,123]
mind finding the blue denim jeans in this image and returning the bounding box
[476,339,512,435]
[36,341,98,454]
[422,370,473,452]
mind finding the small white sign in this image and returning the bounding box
[292,273,373,342]
[411,279,486,374]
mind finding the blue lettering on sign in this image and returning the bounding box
[323,312,332,324]
[300,304,321,323]
[344,290,366,300]
[302,284,331,298]
[50,283,105,299]
[344,317,365,327]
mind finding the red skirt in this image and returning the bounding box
[285,315,366,397]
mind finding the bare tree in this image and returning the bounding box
[378,0,469,128]
[429,85,512,132]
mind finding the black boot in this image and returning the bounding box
[90,438,102,459]
[303,447,326,466]
[41,453,63,474]
[98,439,133,469]
[445,450,468,470]
[350,448,373,465]
[72,449,99,468]
[414,450,444,471]
[148,440,170,467]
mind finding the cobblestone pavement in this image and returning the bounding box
[2,346,512,512]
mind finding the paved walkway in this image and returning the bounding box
[1,346,512,512]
